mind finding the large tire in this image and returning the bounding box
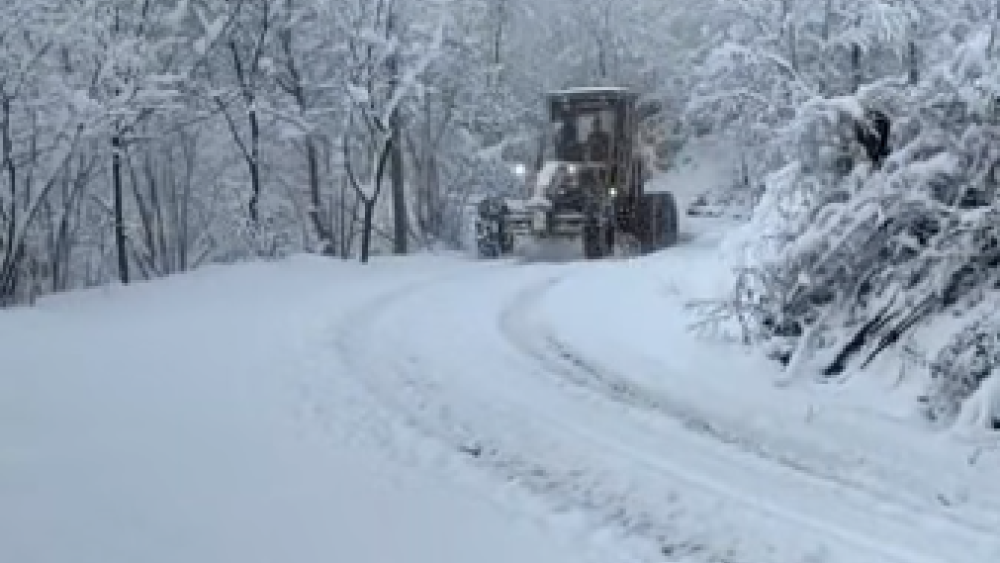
[583,221,609,259]
[500,231,514,254]
[475,196,514,258]
[476,226,502,258]
[663,192,679,246]
[639,192,679,253]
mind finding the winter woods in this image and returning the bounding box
[0,0,695,304]
[4,0,998,430]
[685,0,1000,430]
[0,1,523,299]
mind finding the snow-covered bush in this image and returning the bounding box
[711,20,1000,402]
[924,310,1000,429]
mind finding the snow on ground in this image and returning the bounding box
[0,256,616,563]
[329,221,1000,563]
[647,134,741,213]
[3,217,1000,563]
[536,220,1000,545]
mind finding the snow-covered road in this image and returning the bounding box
[0,258,613,563]
[4,220,1000,563]
[330,222,1000,563]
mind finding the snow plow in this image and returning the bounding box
[476,86,678,260]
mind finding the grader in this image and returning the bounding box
[476,86,679,260]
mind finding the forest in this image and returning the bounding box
[3,0,1000,428]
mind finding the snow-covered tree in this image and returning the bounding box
[695,0,1000,426]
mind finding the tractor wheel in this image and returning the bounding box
[639,192,679,253]
[583,221,610,259]
[476,229,501,258]
[663,192,679,245]
[500,232,514,255]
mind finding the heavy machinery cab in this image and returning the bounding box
[545,87,642,200]
[476,86,677,260]
[549,87,634,160]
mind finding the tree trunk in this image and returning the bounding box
[851,43,862,93]
[305,137,335,255]
[390,110,407,254]
[112,133,129,285]
[178,132,197,271]
[248,100,261,223]
[339,176,349,258]
[360,199,375,263]
[1,96,18,303]
[388,11,408,255]
[493,0,504,66]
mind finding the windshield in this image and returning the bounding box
[551,108,617,164]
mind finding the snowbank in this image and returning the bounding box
[536,222,1000,516]
[0,255,601,563]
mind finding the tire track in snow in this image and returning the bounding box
[499,274,864,481]
[329,265,991,563]
[497,273,1000,536]
[490,273,998,563]
[291,268,482,459]
[298,263,685,562]
[328,267,737,562]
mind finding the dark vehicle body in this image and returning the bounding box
[478,86,678,259]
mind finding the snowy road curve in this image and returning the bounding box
[332,231,1000,563]
[6,225,1000,563]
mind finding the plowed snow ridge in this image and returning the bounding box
[6,223,1000,563]
[334,228,1000,563]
